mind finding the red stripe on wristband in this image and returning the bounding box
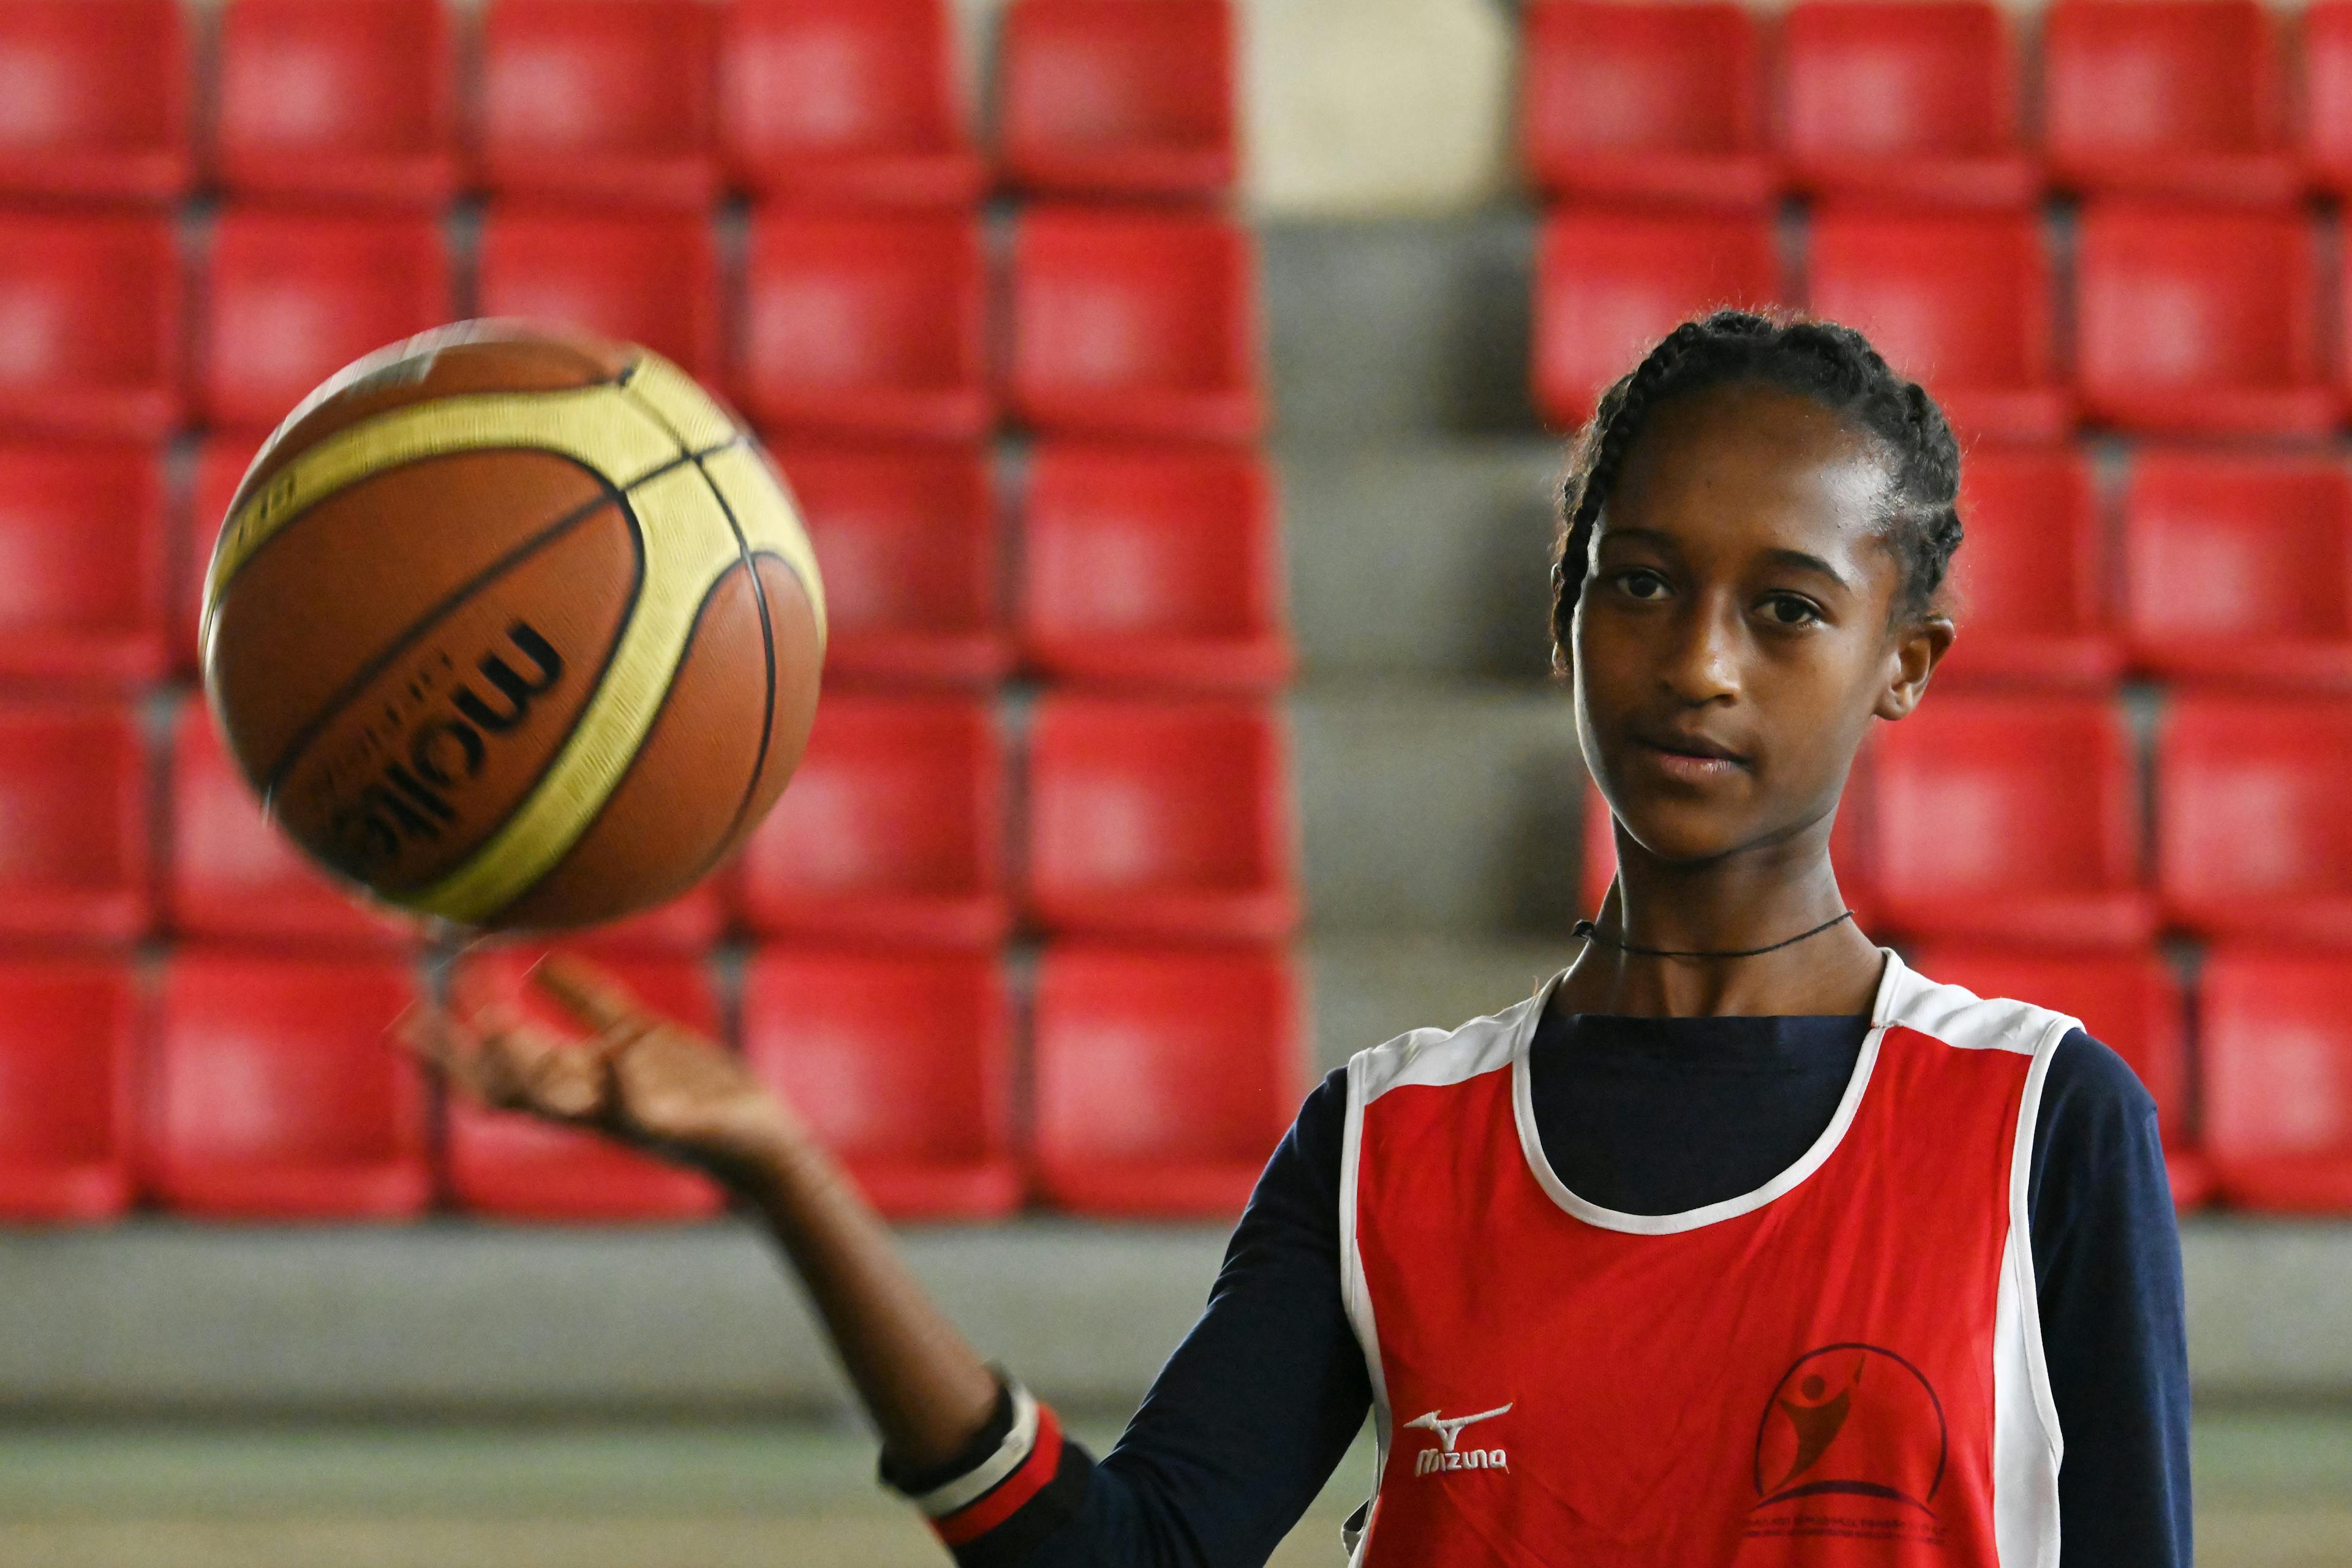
[933,1403,1065,1547]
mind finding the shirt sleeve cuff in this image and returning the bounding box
[881,1374,1046,1521]
[883,1378,1093,1565]
[877,1370,1024,1502]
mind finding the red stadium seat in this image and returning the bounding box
[721,0,982,208]
[1869,695,2154,948]
[167,701,412,949]
[1581,766,1877,928]
[1906,945,2208,1207]
[2071,203,2332,437]
[736,693,1008,948]
[998,0,1236,198]
[741,949,1019,1219]
[2199,950,2352,1212]
[0,956,137,1223]
[2303,2,2352,197]
[477,0,718,209]
[181,434,264,674]
[1778,1,2035,207]
[1010,208,1264,443]
[0,0,189,203]
[2041,0,2295,204]
[441,947,726,1220]
[1519,1,1772,208]
[1024,695,1298,941]
[1533,211,1782,433]
[212,0,458,207]
[0,701,148,943]
[0,442,168,686]
[2328,246,2352,419]
[477,208,723,383]
[1803,210,2067,441]
[2158,696,2352,944]
[2122,453,2352,688]
[739,213,989,440]
[0,214,181,440]
[764,442,1006,684]
[200,211,452,434]
[1019,443,1289,690]
[1939,445,2119,689]
[149,952,427,1219]
[1031,945,1303,1218]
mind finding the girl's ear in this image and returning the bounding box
[1874,614,1954,721]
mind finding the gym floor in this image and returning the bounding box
[0,1411,2343,1567]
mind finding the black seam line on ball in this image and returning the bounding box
[690,447,781,870]
[489,553,754,923]
[374,501,649,906]
[214,360,641,605]
[657,543,810,903]
[604,347,727,465]
[255,451,684,805]
[209,446,537,638]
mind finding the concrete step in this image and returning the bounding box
[1291,684,1586,937]
[1264,215,1541,439]
[1280,437,1566,683]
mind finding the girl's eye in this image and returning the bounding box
[1616,570,1670,601]
[1761,594,1822,627]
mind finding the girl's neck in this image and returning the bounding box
[1553,833,1885,1019]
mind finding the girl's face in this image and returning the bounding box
[1570,379,1950,873]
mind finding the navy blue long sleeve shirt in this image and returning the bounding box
[916,1004,2193,1568]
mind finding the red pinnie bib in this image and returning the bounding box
[1338,952,2071,1567]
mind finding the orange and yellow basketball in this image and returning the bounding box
[198,322,826,933]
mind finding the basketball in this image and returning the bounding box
[198,322,827,934]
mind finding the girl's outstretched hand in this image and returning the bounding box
[397,952,799,1186]
[400,951,1006,1475]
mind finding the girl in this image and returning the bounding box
[406,310,2190,1566]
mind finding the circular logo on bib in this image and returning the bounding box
[1751,1343,1948,1514]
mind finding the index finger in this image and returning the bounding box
[390,1001,468,1072]
[529,951,643,1035]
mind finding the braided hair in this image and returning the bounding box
[1550,308,1964,675]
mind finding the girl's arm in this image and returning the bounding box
[2028,1030,2195,1568]
[403,954,998,1471]
[402,955,1371,1566]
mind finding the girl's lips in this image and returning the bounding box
[1634,740,1745,783]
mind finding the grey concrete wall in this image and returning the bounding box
[0,1223,1225,1419]
[0,1219,2335,1417]
[1310,936,1572,1074]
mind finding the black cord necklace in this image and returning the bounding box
[1570,909,1855,960]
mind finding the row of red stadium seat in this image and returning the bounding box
[23,681,2352,962]
[0,695,1298,950]
[51,436,2352,700]
[1939,447,2352,692]
[0,207,1264,443]
[0,0,1234,208]
[1899,947,2352,1215]
[21,438,2330,700]
[158,438,1291,693]
[0,945,1302,1223]
[1581,692,2352,951]
[1526,0,2352,208]
[7,941,2349,1223]
[1536,204,2352,439]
